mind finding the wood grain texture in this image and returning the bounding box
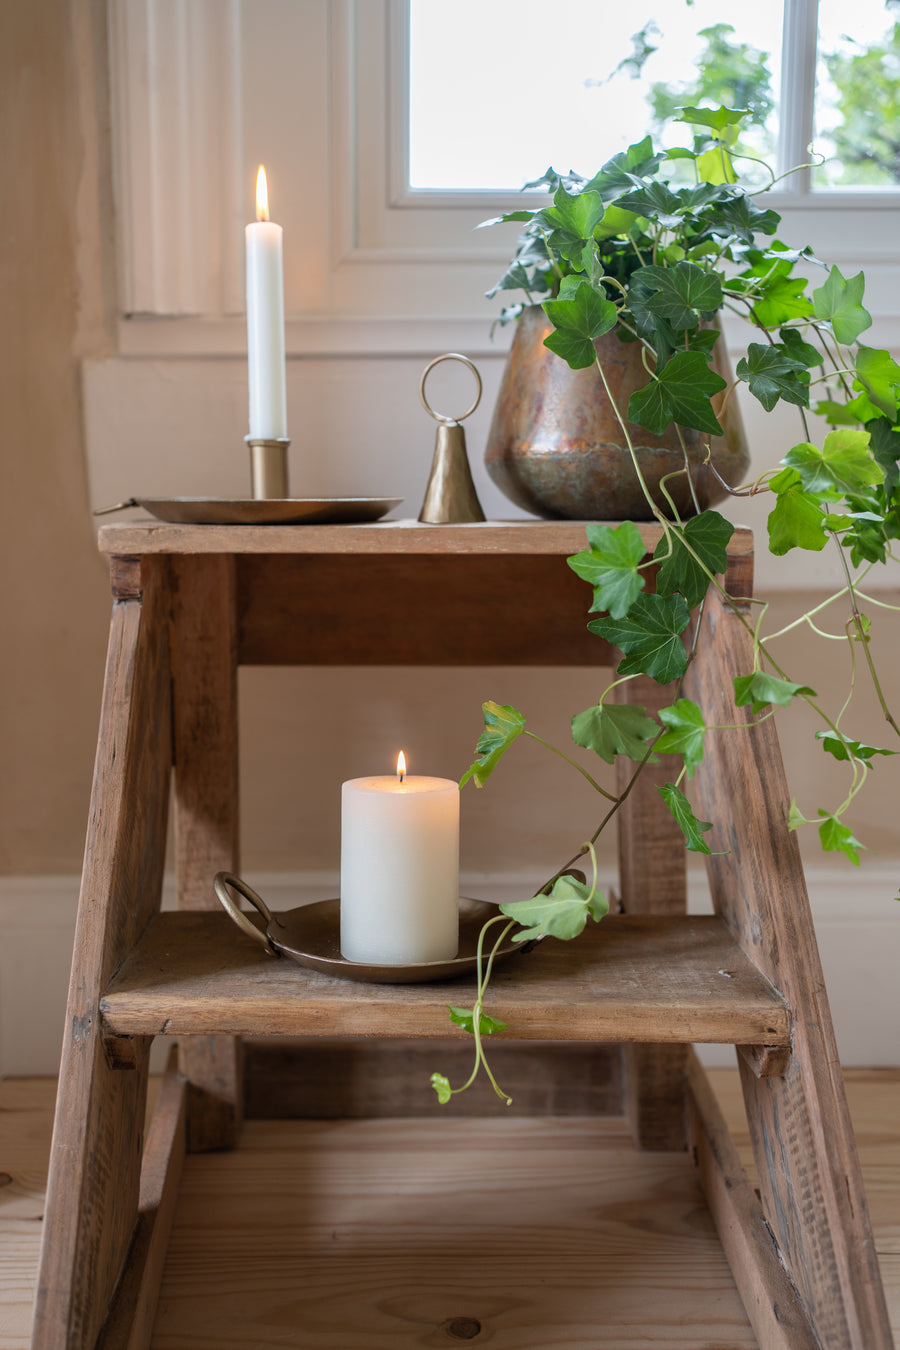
[32,558,172,1350]
[169,553,242,1152]
[156,1115,759,1350]
[685,587,894,1349]
[612,675,689,1151]
[242,1039,624,1119]
[98,520,658,556]
[686,1051,819,1350]
[95,1051,186,1350]
[236,553,616,666]
[5,1071,900,1350]
[99,912,789,1045]
[737,1042,792,1079]
[169,553,240,906]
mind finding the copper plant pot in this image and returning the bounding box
[485,305,750,520]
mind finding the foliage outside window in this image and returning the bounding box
[408,0,900,193]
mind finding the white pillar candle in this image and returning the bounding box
[340,754,460,964]
[245,165,288,441]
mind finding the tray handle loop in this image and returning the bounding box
[213,871,280,957]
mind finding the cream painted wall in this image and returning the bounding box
[1,0,114,874]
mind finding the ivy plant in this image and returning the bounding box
[433,111,900,1106]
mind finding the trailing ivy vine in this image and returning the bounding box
[433,109,900,1105]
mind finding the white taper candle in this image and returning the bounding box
[245,165,288,441]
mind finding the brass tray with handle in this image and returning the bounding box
[213,871,534,984]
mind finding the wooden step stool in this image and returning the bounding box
[31,522,894,1350]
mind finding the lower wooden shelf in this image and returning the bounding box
[100,912,790,1045]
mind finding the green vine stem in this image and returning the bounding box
[523,730,617,800]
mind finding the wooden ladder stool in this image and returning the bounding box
[30,521,894,1349]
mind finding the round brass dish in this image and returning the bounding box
[95,497,402,525]
[214,871,533,984]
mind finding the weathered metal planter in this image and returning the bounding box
[485,305,750,520]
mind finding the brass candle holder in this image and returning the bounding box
[246,436,291,499]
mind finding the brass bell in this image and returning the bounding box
[417,353,486,524]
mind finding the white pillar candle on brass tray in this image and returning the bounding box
[340,752,460,964]
[245,165,288,442]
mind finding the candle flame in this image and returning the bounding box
[396,751,406,782]
[255,165,270,222]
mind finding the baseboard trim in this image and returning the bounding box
[1,865,896,1075]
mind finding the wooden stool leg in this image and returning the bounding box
[613,674,688,1151]
[32,560,171,1350]
[170,554,243,1151]
[687,588,893,1349]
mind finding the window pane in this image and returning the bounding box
[408,0,783,191]
[813,0,900,187]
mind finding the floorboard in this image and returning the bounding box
[1,1068,898,1349]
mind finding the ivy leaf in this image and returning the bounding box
[656,700,707,778]
[658,782,715,854]
[636,261,723,330]
[712,194,780,242]
[750,275,813,328]
[500,873,608,943]
[628,350,727,437]
[867,418,900,497]
[675,104,749,133]
[549,183,606,241]
[459,702,526,788]
[853,346,900,419]
[814,398,870,428]
[477,210,536,229]
[767,467,830,554]
[582,136,662,197]
[733,671,817,714]
[430,1072,452,1104]
[593,203,640,241]
[571,702,659,764]
[447,1006,508,1036]
[589,592,691,684]
[817,812,864,865]
[783,429,883,496]
[686,327,722,357]
[615,179,685,229]
[695,144,737,185]
[654,510,734,609]
[788,798,808,831]
[736,342,811,412]
[812,266,872,346]
[567,521,646,618]
[486,261,538,300]
[623,273,680,365]
[815,730,896,764]
[543,281,618,369]
[779,326,823,368]
[541,184,607,264]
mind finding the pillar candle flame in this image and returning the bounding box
[396,751,407,782]
[255,165,270,222]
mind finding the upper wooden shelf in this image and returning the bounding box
[98,518,755,560]
[100,911,789,1046]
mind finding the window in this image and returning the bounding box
[407,0,900,196]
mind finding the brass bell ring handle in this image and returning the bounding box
[213,871,280,956]
[418,353,482,425]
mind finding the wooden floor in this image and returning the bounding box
[2,1068,898,1349]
